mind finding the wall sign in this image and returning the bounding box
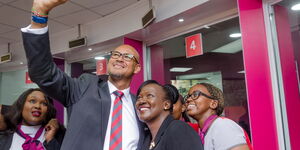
[185,33,203,58]
[96,59,107,75]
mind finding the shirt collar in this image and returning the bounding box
[107,80,131,101]
[20,125,42,136]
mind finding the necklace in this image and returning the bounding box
[149,141,155,149]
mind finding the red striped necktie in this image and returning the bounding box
[109,90,124,150]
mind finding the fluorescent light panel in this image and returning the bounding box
[170,67,192,72]
[94,56,105,60]
[291,3,300,11]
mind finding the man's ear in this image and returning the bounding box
[134,64,141,74]
[209,100,218,110]
[163,101,171,110]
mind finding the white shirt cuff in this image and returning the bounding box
[21,25,48,35]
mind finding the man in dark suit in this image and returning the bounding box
[21,0,144,149]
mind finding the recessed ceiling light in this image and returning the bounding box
[88,48,92,51]
[170,67,192,72]
[229,33,241,38]
[20,62,23,65]
[204,25,210,29]
[291,3,300,11]
[178,18,184,22]
[94,56,105,60]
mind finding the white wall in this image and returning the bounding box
[0,69,38,105]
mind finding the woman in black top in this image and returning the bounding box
[135,80,203,150]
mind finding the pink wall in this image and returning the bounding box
[150,45,165,84]
[124,37,144,94]
[274,5,300,150]
[238,0,279,149]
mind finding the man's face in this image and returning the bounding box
[107,45,141,80]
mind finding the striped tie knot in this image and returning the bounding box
[113,90,124,99]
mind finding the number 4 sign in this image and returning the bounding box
[185,33,203,58]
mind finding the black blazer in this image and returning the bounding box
[22,32,145,150]
[0,130,64,150]
[140,115,203,150]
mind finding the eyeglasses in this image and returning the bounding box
[110,51,139,64]
[184,90,217,101]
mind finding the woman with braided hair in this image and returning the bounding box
[185,83,252,150]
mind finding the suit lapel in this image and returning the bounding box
[98,81,111,145]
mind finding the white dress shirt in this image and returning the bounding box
[103,81,139,150]
[10,125,46,150]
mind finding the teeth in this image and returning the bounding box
[187,105,196,110]
[140,108,149,111]
[32,112,41,116]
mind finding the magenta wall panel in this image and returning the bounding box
[274,5,300,150]
[150,45,165,84]
[238,0,279,149]
[123,37,144,94]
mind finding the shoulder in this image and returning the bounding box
[167,120,198,136]
[212,117,243,130]
[205,117,247,148]
[164,120,203,150]
[78,73,98,80]
[77,73,104,84]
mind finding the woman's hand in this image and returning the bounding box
[44,119,59,143]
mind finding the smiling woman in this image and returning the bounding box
[0,88,65,150]
[135,80,203,150]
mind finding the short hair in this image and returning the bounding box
[163,84,179,105]
[6,88,57,131]
[197,83,224,116]
[136,80,174,112]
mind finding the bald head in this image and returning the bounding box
[114,44,140,64]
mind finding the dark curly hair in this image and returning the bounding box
[197,83,224,116]
[6,88,57,131]
[137,80,174,112]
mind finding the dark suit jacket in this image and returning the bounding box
[140,115,203,150]
[0,130,64,150]
[22,32,145,150]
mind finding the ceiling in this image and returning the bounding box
[159,17,241,59]
[0,0,139,46]
[80,17,242,72]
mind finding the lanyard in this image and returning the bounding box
[198,115,218,144]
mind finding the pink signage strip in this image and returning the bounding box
[274,5,300,150]
[238,0,279,149]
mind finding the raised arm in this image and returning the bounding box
[22,0,90,107]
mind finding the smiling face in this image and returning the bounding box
[22,91,48,126]
[107,45,141,81]
[135,83,170,123]
[185,84,218,120]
